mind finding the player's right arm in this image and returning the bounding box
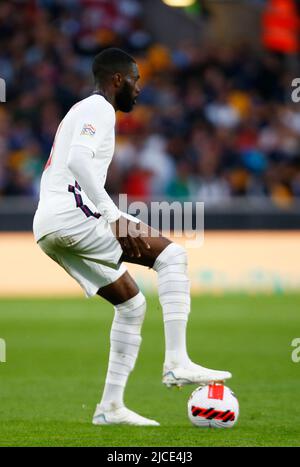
[67,101,150,257]
[67,144,121,223]
[67,101,121,223]
[110,216,151,258]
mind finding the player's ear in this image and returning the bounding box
[113,72,123,88]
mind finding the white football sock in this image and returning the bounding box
[163,321,189,367]
[99,292,146,411]
[153,243,191,369]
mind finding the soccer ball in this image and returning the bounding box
[187,384,239,428]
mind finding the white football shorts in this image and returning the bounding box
[37,212,139,297]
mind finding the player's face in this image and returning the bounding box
[115,63,140,113]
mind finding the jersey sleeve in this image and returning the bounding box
[67,145,121,223]
[70,99,115,154]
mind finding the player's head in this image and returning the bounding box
[92,48,140,113]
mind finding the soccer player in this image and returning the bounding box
[33,48,232,426]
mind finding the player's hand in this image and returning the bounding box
[110,216,151,258]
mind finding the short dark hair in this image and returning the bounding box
[92,48,136,85]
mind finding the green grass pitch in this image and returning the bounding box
[0,294,299,447]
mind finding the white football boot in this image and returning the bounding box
[162,361,232,388]
[92,405,160,426]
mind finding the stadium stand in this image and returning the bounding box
[0,0,300,230]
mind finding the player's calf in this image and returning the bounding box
[95,291,148,421]
[153,243,233,387]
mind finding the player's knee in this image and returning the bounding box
[153,242,188,272]
[172,243,188,265]
[114,291,146,325]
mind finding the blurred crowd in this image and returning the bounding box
[1,0,300,206]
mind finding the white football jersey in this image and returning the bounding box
[33,94,116,241]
